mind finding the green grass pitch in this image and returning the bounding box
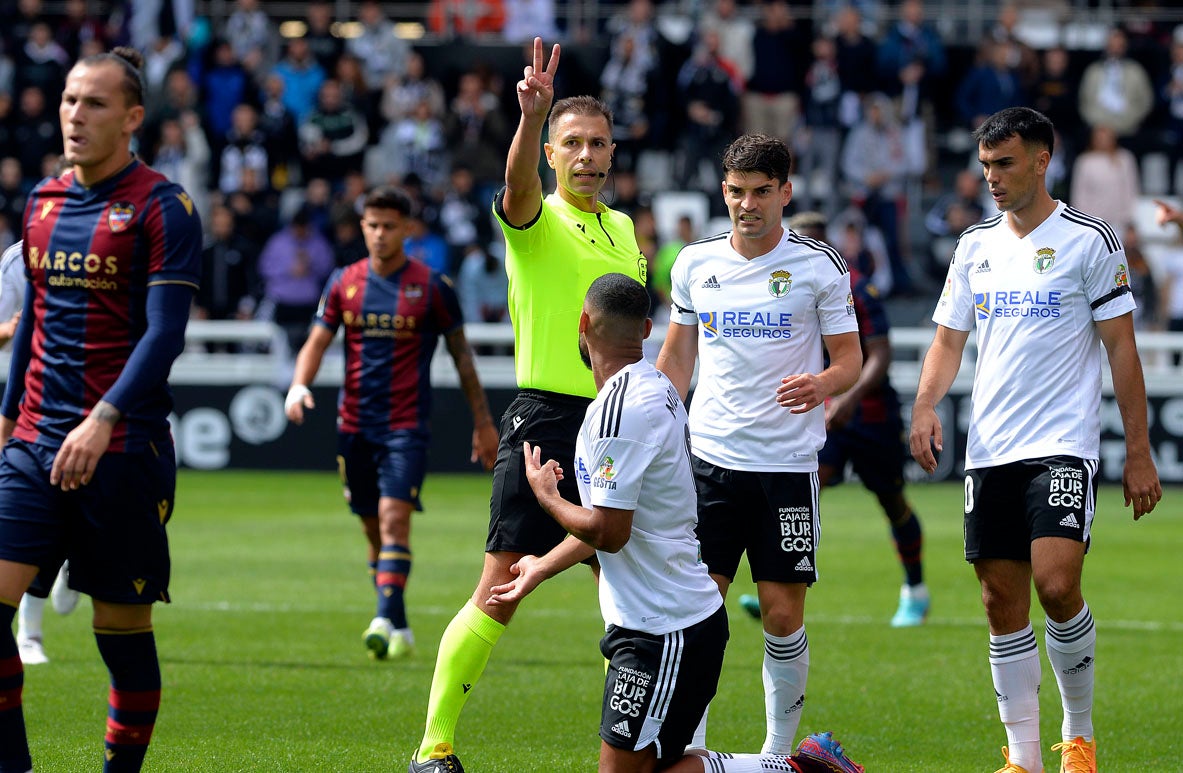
[19,471,1183,771]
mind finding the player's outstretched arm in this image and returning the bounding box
[524,441,633,552]
[502,37,560,228]
[1098,313,1162,519]
[444,327,498,469]
[487,537,595,606]
[909,325,970,474]
[285,324,334,425]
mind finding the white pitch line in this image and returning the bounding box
[178,601,1183,633]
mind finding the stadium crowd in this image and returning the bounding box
[2,0,1183,326]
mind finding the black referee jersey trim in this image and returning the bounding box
[598,371,629,439]
[786,232,847,274]
[1089,284,1132,309]
[1060,207,1121,253]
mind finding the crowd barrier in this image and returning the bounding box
[2,321,1182,482]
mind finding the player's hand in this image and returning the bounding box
[284,384,314,424]
[1122,450,1162,520]
[776,373,826,414]
[523,441,563,502]
[0,311,21,345]
[1152,199,1182,228]
[488,555,547,605]
[824,393,856,431]
[0,416,15,447]
[908,403,943,474]
[517,37,560,120]
[471,421,498,471]
[51,410,115,491]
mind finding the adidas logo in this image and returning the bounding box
[701,275,721,288]
[1064,656,1093,675]
[974,259,992,274]
[611,720,632,738]
[785,694,805,714]
[794,556,814,572]
[1059,513,1080,528]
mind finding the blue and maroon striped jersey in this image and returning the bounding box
[848,269,900,424]
[315,257,463,435]
[8,161,201,450]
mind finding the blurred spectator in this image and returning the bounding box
[429,0,506,39]
[1122,224,1160,332]
[989,2,1040,91]
[124,0,195,52]
[833,5,877,127]
[841,93,910,294]
[304,0,344,73]
[227,166,280,245]
[299,79,370,185]
[877,0,946,152]
[438,165,493,270]
[831,205,892,295]
[701,0,754,85]
[1032,46,1080,148]
[219,103,269,195]
[222,0,278,78]
[652,213,695,311]
[334,53,374,124]
[150,112,211,223]
[4,0,43,57]
[600,32,658,172]
[378,98,448,191]
[607,167,645,218]
[444,70,509,200]
[955,41,1025,131]
[1161,34,1183,195]
[143,68,201,158]
[403,211,449,275]
[330,203,367,267]
[744,0,806,144]
[0,42,12,98]
[12,86,59,184]
[257,73,300,180]
[924,168,986,275]
[1078,28,1154,140]
[674,27,741,189]
[273,36,328,125]
[347,0,411,86]
[1070,125,1140,232]
[798,35,843,213]
[14,21,68,97]
[203,39,250,142]
[195,203,259,324]
[0,158,30,228]
[380,51,446,125]
[142,35,186,106]
[0,92,15,162]
[456,245,508,323]
[302,177,335,238]
[502,0,560,44]
[257,204,335,352]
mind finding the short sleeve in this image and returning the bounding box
[584,435,659,510]
[145,184,202,289]
[431,272,464,332]
[817,271,859,336]
[314,268,343,332]
[668,249,697,326]
[932,245,974,331]
[1083,239,1136,322]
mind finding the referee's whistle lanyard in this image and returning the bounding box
[595,213,616,247]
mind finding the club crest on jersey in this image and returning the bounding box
[594,456,617,489]
[1033,247,1056,274]
[403,283,424,299]
[1115,263,1129,287]
[107,202,135,233]
[768,270,792,298]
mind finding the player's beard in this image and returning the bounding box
[578,332,591,370]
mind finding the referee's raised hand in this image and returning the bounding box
[516,37,560,120]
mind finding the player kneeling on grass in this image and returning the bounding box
[486,273,863,773]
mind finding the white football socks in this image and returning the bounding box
[1045,602,1096,742]
[990,624,1042,773]
[761,626,808,754]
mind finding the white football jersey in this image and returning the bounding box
[575,359,723,635]
[669,229,857,472]
[933,202,1136,468]
[0,241,25,324]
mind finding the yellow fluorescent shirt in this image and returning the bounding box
[494,190,647,398]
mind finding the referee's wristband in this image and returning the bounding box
[285,384,312,412]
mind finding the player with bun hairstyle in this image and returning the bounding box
[0,46,202,771]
